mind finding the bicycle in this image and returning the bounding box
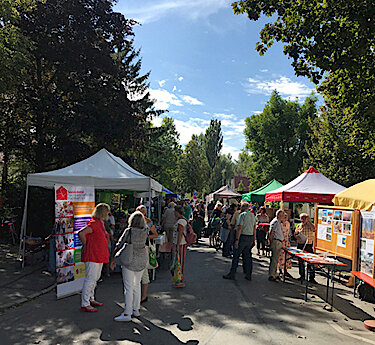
[0,214,19,245]
[208,218,222,251]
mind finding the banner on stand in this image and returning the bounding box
[360,211,375,278]
[55,185,95,298]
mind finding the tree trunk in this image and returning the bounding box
[1,148,9,193]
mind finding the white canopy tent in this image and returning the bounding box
[20,149,162,261]
[206,185,242,203]
[26,148,162,191]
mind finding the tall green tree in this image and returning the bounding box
[178,134,209,194]
[211,154,234,191]
[204,119,223,190]
[13,0,157,172]
[305,101,375,187]
[234,151,253,176]
[0,0,41,190]
[132,117,182,190]
[244,91,317,188]
[232,0,375,158]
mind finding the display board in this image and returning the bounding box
[314,206,360,265]
[359,211,375,278]
[54,185,95,299]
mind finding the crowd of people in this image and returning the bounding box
[77,198,316,321]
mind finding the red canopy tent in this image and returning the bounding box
[265,167,346,203]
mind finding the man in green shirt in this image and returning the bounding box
[223,201,256,280]
[184,200,192,221]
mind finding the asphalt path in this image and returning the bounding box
[0,239,374,344]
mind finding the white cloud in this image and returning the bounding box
[150,87,204,110]
[213,113,237,120]
[172,85,177,92]
[244,76,314,100]
[203,111,210,115]
[225,80,233,85]
[158,80,166,87]
[181,95,204,105]
[174,118,208,145]
[260,69,268,73]
[178,76,184,81]
[151,116,163,127]
[151,115,245,158]
[222,143,241,160]
[149,88,183,110]
[117,0,229,24]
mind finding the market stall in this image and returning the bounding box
[19,148,163,297]
[265,167,345,203]
[206,185,241,203]
[162,186,180,199]
[333,180,375,279]
[242,179,283,203]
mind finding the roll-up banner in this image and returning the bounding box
[54,185,95,299]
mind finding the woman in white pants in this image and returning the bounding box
[136,205,158,303]
[111,211,148,322]
[78,203,110,312]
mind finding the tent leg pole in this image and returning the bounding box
[19,184,29,269]
[148,180,152,218]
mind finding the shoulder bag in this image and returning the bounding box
[114,228,133,266]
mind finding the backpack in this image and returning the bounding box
[183,220,197,245]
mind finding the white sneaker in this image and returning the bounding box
[132,309,140,317]
[114,313,131,322]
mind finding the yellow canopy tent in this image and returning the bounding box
[333,179,375,211]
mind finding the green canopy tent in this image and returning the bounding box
[242,179,284,203]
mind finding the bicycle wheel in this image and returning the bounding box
[213,231,222,251]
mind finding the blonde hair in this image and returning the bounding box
[136,205,147,215]
[92,203,110,220]
[128,211,146,229]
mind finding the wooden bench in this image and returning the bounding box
[351,271,375,297]
[351,271,375,332]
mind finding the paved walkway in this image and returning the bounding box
[0,243,55,311]
[0,240,375,344]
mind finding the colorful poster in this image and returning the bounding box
[317,224,327,240]
[317,224,332,241]
[337,234,347,248]
[333,210,342,221]
[360,211,375,277]
[333,221,343,234]
[55,185,95,298]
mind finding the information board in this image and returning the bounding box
[315,206,359,265]
[359,211,375,278]
[54,185,95,299]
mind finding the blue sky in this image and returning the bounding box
[115,0,318,160]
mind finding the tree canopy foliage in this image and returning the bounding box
[204,119,223,190]
[132,117,182,191]
[232,0,375,158]
[243,91,317,188]
[0,0,158,178]
[305,101,375,187]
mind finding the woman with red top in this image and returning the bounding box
[78,203,110,312]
